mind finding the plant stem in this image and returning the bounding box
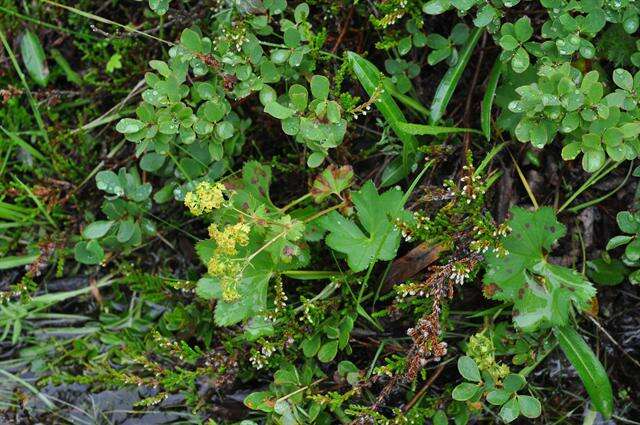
[558,160,618,213]
[303,202,344,223]
[567,161,634,214]
[280,193,311,212]
[258,40,342,60]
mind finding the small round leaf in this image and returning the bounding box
[451,382,480,401]
[499,397,520,423]
[458,356,481,382]
[317,340,339,363]
[518,395,542,418]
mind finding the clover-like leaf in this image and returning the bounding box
[302,334,321,357]
[513,16,533,42]
[503,373,526,393]
[95,170,125,196]
[180,28,202,52]
[511,47,529,73]
[149,0,170,15]
[116,118,146,134]
[617,211,639,234]
[613,68,633,91]
[74,240,104,265]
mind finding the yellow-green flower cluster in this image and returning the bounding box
[184,181,225,216]
[208,258,242,302]
[208,222,250,255]
[206,222,251,302]
[466,332,510,381]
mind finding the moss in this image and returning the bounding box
[597,24,637,67]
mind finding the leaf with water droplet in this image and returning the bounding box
[511,47,529,73]
[613,68,633,91]
[96,170,124,196]
[116,118,146,134]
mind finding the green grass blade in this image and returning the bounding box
[1,126,47,162]
[475,142,507,177]
[567,161,634,214]
[0,254,39,270]
[558,160,618,213]
[430,27,483,123]
[397,122,483,136]
[509,150,539,209]
[481,59,502,140]
[0,222,45,229]
[43,0,172,46]
[0,29,49,144]
[11,176,58,228]
[382,79,429,117]
[380,156,408,187]
[282,270,341,280]
[554,326,613,418]
[348,52,419,178]
[31,274,114,306]
[0,6,95,39]
[0,201,33,221]
[0,368,54,409]
[50,49,83,85]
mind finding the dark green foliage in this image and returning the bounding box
[2,0,639,423]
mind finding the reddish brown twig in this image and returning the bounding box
[331,6,355,54]
[402,362,446,412]
[462,32,488,153]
